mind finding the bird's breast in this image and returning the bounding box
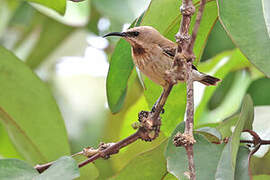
[131,45,172,87]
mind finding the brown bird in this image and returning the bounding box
[104,26,220,112]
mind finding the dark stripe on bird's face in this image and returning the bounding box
[132,43,145,55]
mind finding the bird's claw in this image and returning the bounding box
[151,106,165,114]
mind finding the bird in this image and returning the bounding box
[104,26,220,112]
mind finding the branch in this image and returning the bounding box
[68,0,86,2]
[35,84,174,173]
[188,0,206,52]
[171,0,207,179]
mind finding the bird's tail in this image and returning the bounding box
[199,75,221,86]
[192,70,221,86]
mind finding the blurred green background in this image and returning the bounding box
[0,0,270,179]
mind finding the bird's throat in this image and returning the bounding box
[132,43,146,55]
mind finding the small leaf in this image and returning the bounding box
[216,114,239,139]
[195,127,221,142]
[36,156,80,180]
[27,0,66,15]
[241,95,254,130]
[217,0,270,76]
[0,159,39,180]
[0,46,70,164]
[166,123,224,180]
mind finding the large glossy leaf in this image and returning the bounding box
[105,12,145,113]
[27,0,66,15]
[0,159,39,180]
[111,141,167,180]
[140,0,218,136]
[215,95,254,179]
[166,123,224,180]
[217,0,270,77]
[106,40,134,113]
[0,46,70,164]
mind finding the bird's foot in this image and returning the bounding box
[151,106,165,114]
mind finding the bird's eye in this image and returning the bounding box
[133,31,139,36]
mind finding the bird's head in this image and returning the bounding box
[103,26,164,47]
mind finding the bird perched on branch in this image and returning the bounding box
[104,26,220,88]
[104,26,220,113]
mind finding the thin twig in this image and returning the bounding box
[79,131,140,168]
[188,0,206,52]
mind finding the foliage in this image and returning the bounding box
[0,0,269,179]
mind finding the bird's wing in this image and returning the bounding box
[159,44,198,70]
[161,46,176,58]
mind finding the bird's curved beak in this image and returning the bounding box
[103,32,126,38]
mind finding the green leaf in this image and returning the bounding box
[36,156,80,180]
[235,147,250,180]
[0,124,21,159]
[215,95,254,179]
[251,149,270,175]
[111,141,167,180]
[25,13,74,69]
[216,114,239,139]
[163,173,178,180]
[0,46,70,164]
[31,0,90,26]
[195,49,251,126]
[195,127,221,142]
[105,13,145,113]
[253,175,270,180]
[201,20,234,61]
[106,40,134,113]
[247,78,270,106]
[241,95,254,130]
[0,159,39,180]
[27,0,66,15]
[166,123,224,180]
[92,0,147,24]
[217,0,270,76]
